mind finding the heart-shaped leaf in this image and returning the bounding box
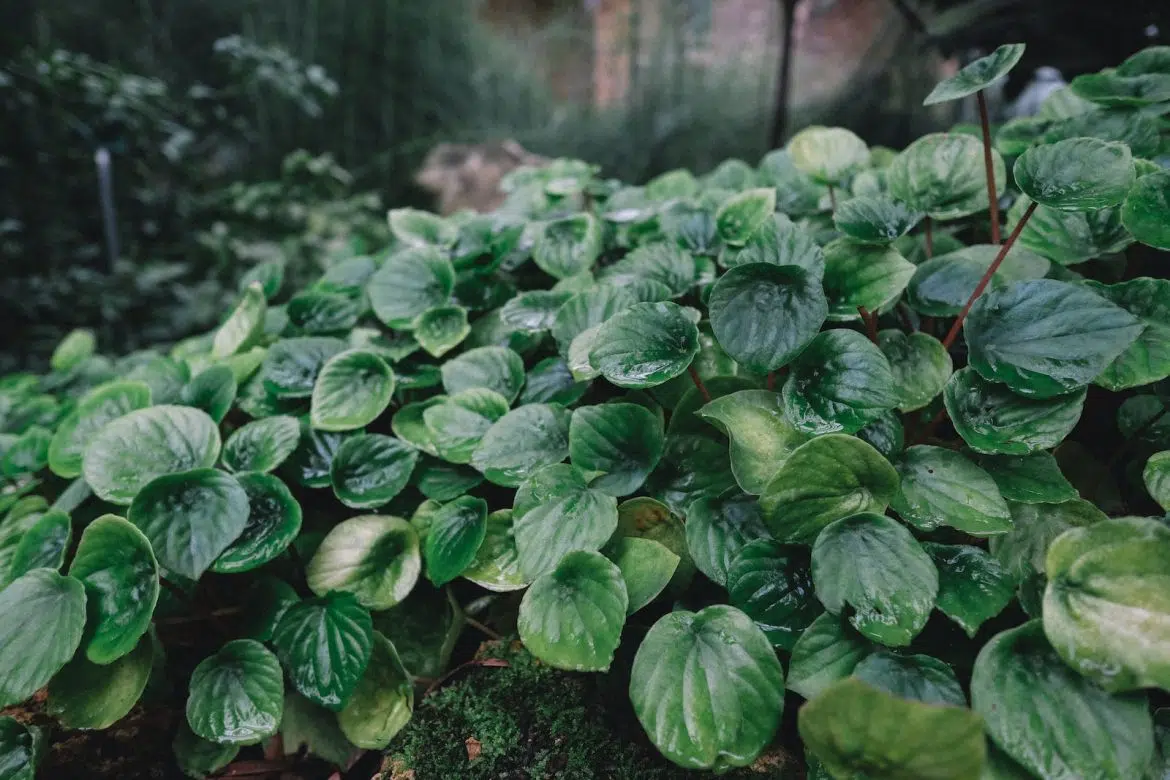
[698,390,810,494]
[212,472,302,573]
[180,366,237,424]
[367,247,456,329]
[832,194,922,244]
[708,262,827,372]
[500,291,572,334]
[187,639,284,745]
[760,434,900,543]
[591,302,700,389]
[821,239,916,321]
[412,305,469,358]
[388,208,456,248]
[891,445,1012,534]
[310,349,394,432]
[924,543,1015,638]
[787,613,873,699]
[944,368,1085,455]
[128,468,249,580]
[1086,278,1170,391]
[329,434,419,509]
[812,513,938,647]
[888,133,1006,219]
[513,463,619,579]
[471,403,571,487]
[68,515,159,664]
[306,515,420,611]
[533,213,604,279]
[414,459,483,501]
[286,289,361,335]
[48,380,152,479]
[788,126,869,186]
[519,357,587,406]
[271,593,373,711]
[550,286,637,357]
[221,415,301,474]
[83,405,221,505]
[924,43,1025,104]
[262,337,347,399]
[1123,169,1170,250]
[630,605,785,770]
[684,490,770,587]
[718,214,824,273]
[1014,137,1136,211]
[781,330,899,434]
[213,282,267,359]
[906,244,1050,317]
[598,243,695,298]
[47,631,153,729]
[424,496,487,586]
[519,550,628,671]
[727,539,820,650]
[604,536,678,614]
[337,632,414,749]
[0,569,86,707]
[568,403,664,496]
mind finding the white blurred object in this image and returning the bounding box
[1010,67,1067,117]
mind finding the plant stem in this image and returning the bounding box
[858,306,879,344]
[977,90,1002,244]
[766,371,776,390]
[896,302,916,332]
[687,364,712,403]
[942,201,1037,350]
[924,216,933,259]
[827,184,837,212]
[159,577,191,604]
[464,616,503,641]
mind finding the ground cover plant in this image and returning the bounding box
[1,42,1170,780]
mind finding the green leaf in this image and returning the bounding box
[8,508,69,579]
[812,513,938,646]
[239,578,299,643]
[272,593,373,711]
[788,126,869,186]
[708,263,827,372]
[603,536,678,614]
[414,459,483,501]
[262,337,347,399]
[329,434,418,509]
[727,539,820,650]
[285,425,351,489]
[519,550,627,671]
[832,194,922,244]
[462,509,530,592]
[787,612,872,699]
[310,349,394,432]
[781,330,899,434]
[213,283,267,359]
[821,239,916,321]
[50,328,96,372]
[944,368,1085,455]
[0,716,43,780]
[388,208,456,249]
[697,390,810,494]
[1014,137,1136,211]
[972,621,1153,780]
[471,403,571,487]
[799,678,985,780]
[368,247,456,329]
[888,133,1006,219]
[924,543,1015,637]
[0,426,49,477]
[391,397,446,457]
[48,380,152,478]
[519,357,587,406]
[0,570,86,707]
[47,632,153,729]
[187,639,283,745]
[1043,516,1170,691]
[989,498,1106,583]
[907,244,1050,318]
[598,242,696,298]
[965,279,1142,398]
[128,468,248,580]
[533,213,603,279]
[1146,451,1170,511]
[371,583,462,679]
[568,403,664,496]
[616,497,694,592]
[513,463,619,579]
[591,302,700,388]
[891,445,1012,534]
[975,451,1078,504]
[173,722,238,779]
[857,410,905,459]
[630,605,785,771]
[500,291,572,334]
[424,389,509,465]
[684,491,770,587]
[412,305,469,358]
[877,330,952,412]
[924,43,1026,104]
[306,515,420,611]
[181,365,236,424]
[240,260,284,300]
[550,286,637,357]
[1071,69,1170,107]
[211,473,301,574]
[853,651,965,706]
[718,213,824,273]
[286,290,361,335]
[337,632,414,749]
[716,187,777,246]
[221,415,301,474]
[280,693,359,767]
[424,496,487,586]
[68,515,159,664]
[440,346,525,403]
[1007,195,1132,266]
[83,405,221,505]
[1086,278,1170,390]
[1122,169,1170,250]
[760,434,899,544]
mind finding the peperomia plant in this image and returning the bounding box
[1,43,1169,780]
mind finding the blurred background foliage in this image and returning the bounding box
[1,0,1166,370]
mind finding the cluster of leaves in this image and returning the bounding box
[1,42,1170,780]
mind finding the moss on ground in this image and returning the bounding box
[383,640,801,780]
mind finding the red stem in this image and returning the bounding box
[924,216,934,259]
[857,306,879,344]
[766,371,776,391]
[827,184,837,212]
[942,201,1038,350]
[977,91,1002,244]
[688,364,712,403]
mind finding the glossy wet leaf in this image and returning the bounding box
[604,537,678,615]
[788,126,869,186]
[221,415,301,474]
[310,349,394,432]
[83,405,221,505]
[615,497,694,592]
[599,242,696,298]
[891,446,1011,535]
[852,651,965,706]
[716,188,777,246]
[1071,69,1170,107]
[591,302,700,389]
[533,213,603,279]
[760,434,900,543]
[513,463,619,579]
[799,678,984,780]
[47,632,153,729]
[127,468,249,580]
[821,239,916,321]
[471,403,570,487]
[685,491,770,587]
[367,247,455,329]
[337,632,414,749]
[568,403,664,496]
[462,509,529,592]
[972,621,1153,780]
[924,43,1025,104]
[876,330,952,412]
[1082,278,1170,391]
[187,639,283,745]
[0,569,86,708]
[1122,169,1170,250]
[1007,195,1131,267]
[329,434,418,509]
[261,337,347,399]
[285,425,351,488]
[966,279,1142,398]
[718,214,824,273]
[48,380,152,479]
[212,473,302,573]
[974,451,1078,504]
[519,550,627,671]
[925,543,1015,637]
[271,593,373,711]
[1014,137,1136,211]
[424,389,509,465]
[698,390,810,494]
[708,263,827,373]
[286,290,361,335]
[832,194,922,244]
[8,509,70,579]
[440,346,525,403]
[213,282,267,359]
[0,716,43,780]
[727,540,820,650]
[306,515,420,611]
[787,613,872,699]
[550,286,637,357]
[944,368,1085,455]
[630,605,785,771]
[906,244,1050,317]
[68,515,159,664]
[424,496,487,586]
[412,305,469,358]
[518,357,587,406]
[887,133,1006,219]
[180,365,237,425]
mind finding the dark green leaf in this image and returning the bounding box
[781,330,899,434]
[47,632,153,729]
[186,639,283,745]
[924,543,1015,637]
[906,244,1050,317]
[852,651,965,706]
[684,491,770,587]
[888,133,1006,219]
[591,302,700,389]
[8,509,70,579]
[944,368,1085,455]
[513,463,619,579]
[310,349,394,432]
[212,473,302,574]
[1086,278,1170,390]
[48,380,152,479]
[787,613,872,699]
[412,305,469,358]
[569,403,664,496]
[271,593,373,711]
[424,496,487,586]
[697,390,810,494]
[716,188,777,246]
[262,337,347,399]
[727,539,820,650]
[533,213,603,279]
[1122,169,1170,250]
[891,445,1012,534]
[821,239,916,320]
[877,330,952,412]
[832,194,922,244]
[337,632,414,749]
[367,247,455,329]
[471,403,571,487]
[440,346,525,403]
[924,43,1025,104]
[181,365,237,424]
[788,126,869,186]
[1014,137,1136,210]
[974,451,1078,504]
[0,570,86,708]
[221,415,301,474]
[213,283,267,359]
[329,434,418,509]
